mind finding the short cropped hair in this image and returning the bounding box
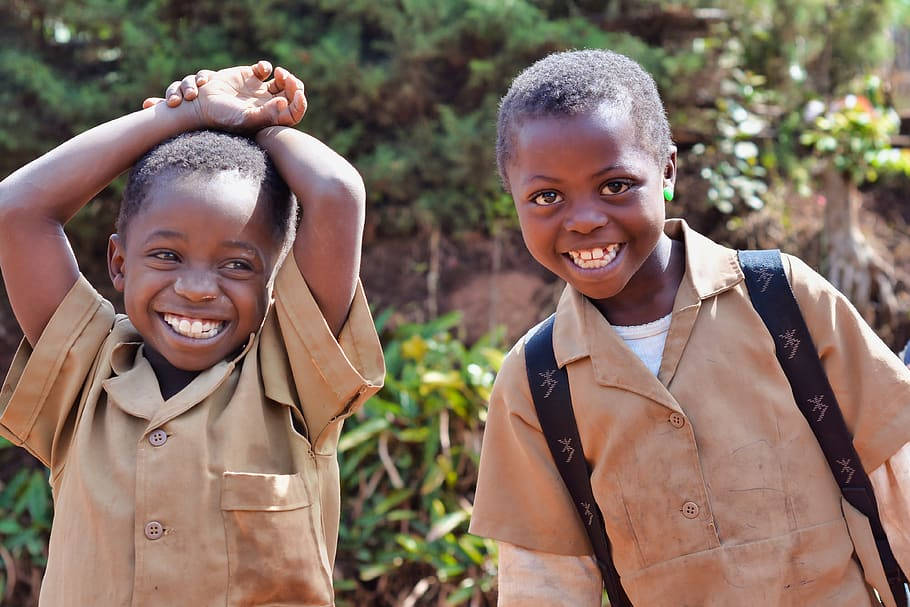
[496,49,673,190]
[118,130,296,249]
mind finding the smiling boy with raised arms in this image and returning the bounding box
[0,62,384,606]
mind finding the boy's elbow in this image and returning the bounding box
[0,183,24,235]
[0,177,60,230]
[340,171,366,211]
[318,169,366,215]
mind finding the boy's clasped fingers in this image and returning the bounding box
[180,70,216,101]
[269,67,307,125]
[165,79,184,107]
[140,69,216,109]
[140,60,307,128]
[283,86,307,125]
[251,60,273,82]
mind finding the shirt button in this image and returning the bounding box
[148,429,168,447]
[668,412,686,429]
[681,501,700,519]
[144,521,164,540]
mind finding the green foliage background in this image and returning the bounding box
[2,0,910,605]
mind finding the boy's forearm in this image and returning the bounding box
[255,126,365,336]
[0,102,201,346]
[254,126,365,216]
[0,102,200,226]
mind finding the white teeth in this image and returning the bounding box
[568,244,620,269]
[163,313,225,339]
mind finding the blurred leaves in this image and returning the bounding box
[336,313,504,605]
[0,437,51,603]
[799,78,909,185]
[0,0,688,237]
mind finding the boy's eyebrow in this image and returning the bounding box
[523,163,640,186]
[220,240,263,258]
[525,174,560,183]
[144,229,187,244]
[590,163,638,178]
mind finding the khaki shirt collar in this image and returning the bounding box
[552,218,744,374]
[103,321,259,427]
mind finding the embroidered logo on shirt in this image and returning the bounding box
[836,458,856,484]
[808,394,828,422]
[558,437,575,463]
[778,329,801,359]
[539,369,558,399]
[757,267,775,292]
[580,502,595,526]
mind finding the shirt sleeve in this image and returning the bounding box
[469,338,592,556]
[869,443,910,577]
[784,255,910,472]
[266,254,384,454]
[497,541,603,607]
[0,275,115,471]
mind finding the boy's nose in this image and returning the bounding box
[174,271,219,302]
[563,199,609,234]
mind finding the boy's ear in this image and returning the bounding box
[663,145,678,186]
[108,234,126,293]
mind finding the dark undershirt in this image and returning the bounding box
[142,346,201,401]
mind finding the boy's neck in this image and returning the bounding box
[592,236,685,326]
[143,346,201,401]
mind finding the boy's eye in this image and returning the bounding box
[224,260,253,271]
[531,190,564,206]
[151,251,179,262]
[601,180,632,195]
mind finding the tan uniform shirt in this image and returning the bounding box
[470,219,910,606]
[0,255,384,607]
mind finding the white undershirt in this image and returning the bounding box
[611,312,673,376]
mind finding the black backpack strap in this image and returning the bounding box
[524,314,632,606]
[738,249,908,607]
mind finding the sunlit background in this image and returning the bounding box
[2,1,910,605]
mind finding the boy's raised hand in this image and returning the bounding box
[142,61,306,132]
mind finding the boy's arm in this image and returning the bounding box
[0,61,304,347]
[255,127,365,336]
[150,65,357,336]
[0,102,200,346]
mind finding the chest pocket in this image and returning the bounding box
[221,471,333,607]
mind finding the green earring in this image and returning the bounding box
[663,187,674,202]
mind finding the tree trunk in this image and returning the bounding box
[822,163,898,328]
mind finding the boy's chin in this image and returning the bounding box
[143,333,246,372]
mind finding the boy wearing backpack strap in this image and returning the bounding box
[469,50,910,606]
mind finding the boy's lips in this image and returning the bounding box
[565,243,622,269]
[160,312,227,340]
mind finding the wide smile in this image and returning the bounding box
[564,243,623,270]
[160,312,228,341]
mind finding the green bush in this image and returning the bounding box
[336,311,504,606]
[0,438,52,603]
